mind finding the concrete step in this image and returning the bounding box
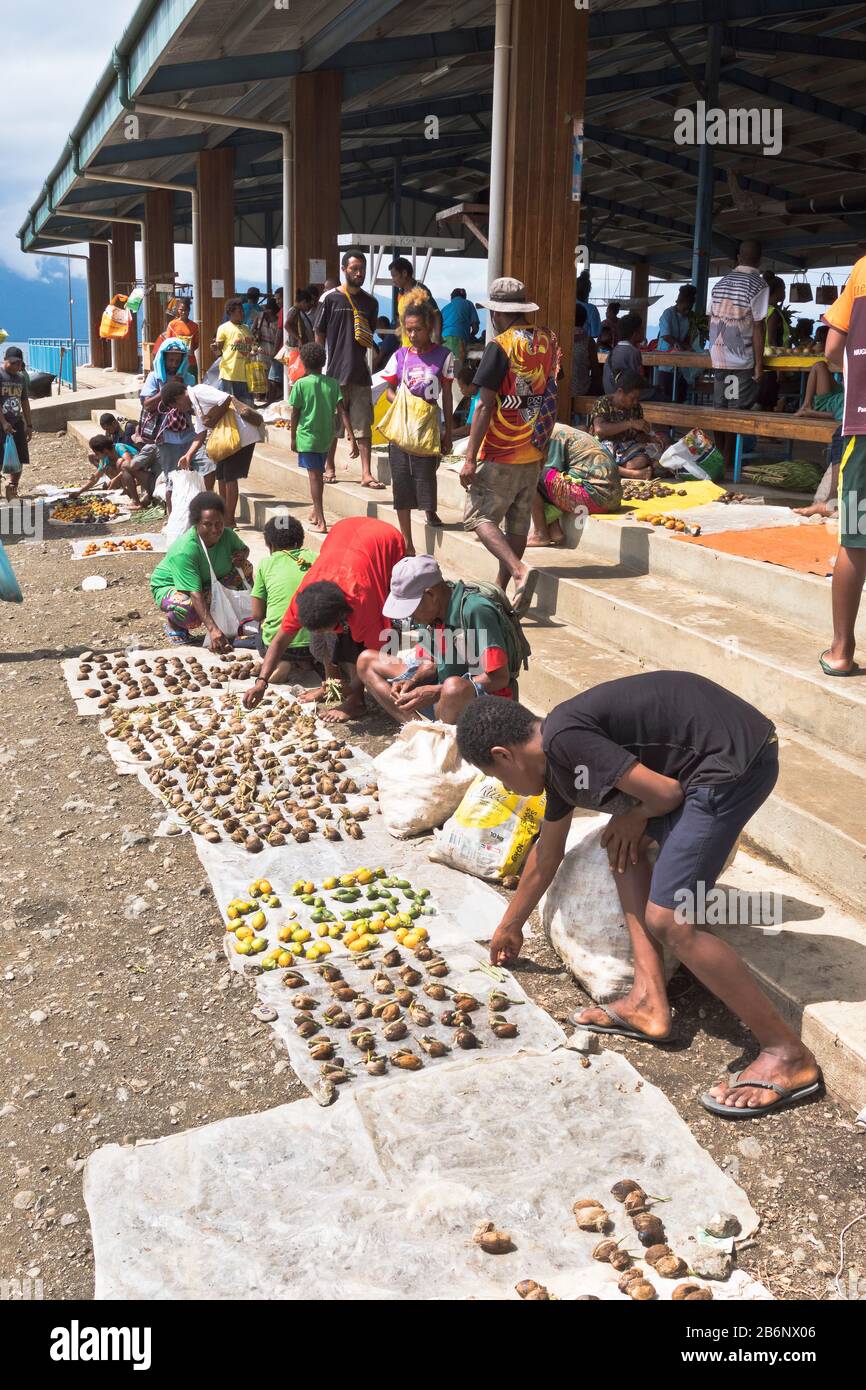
[233,477,866,1113]
[249,442,866,763]
[234,465,866,920]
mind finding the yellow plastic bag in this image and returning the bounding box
[206,405,242,463]
[246,358,268,395]
[99,296,132,341]
[378,384,440,456]
[429,773,546,880]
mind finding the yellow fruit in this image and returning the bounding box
[234,939,252,955]
[292,927,311,943]
[368,920,386,934]
[304,945,320,960]
[225,920,239,932]
[235,926,254,942]
[303,881,315,895]
[277,926,293,943]
[258,880,272,895]
[339,873,357,887]
[397,913,413,926]
[316,941,332,955]
[394,927,408,942]
[347,938,369,953]
[226,905,241,921]
[356,869,374,884]
[344,931,359,947]
[250,937,268,954]
[277,951,292,968]
[403,931,420,949]
[327,924,343,938]
[286,942,302,956]
[413,925,429,941]
[317,924,330,938]
[250,911,267,932]
[249,884,262,898]
[323,876,338,890]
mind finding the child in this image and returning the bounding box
[98,412,137,447]
[241,515,317,679]
[452,362,479,440]
[289,342,357,534]
[456,675,821,1120]
[0,348,33,501]
[212,298,254,402]
[73,435,155,507]
[590,370,664,480]
[381,298,453,552]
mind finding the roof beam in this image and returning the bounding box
[727,68,866,137]
[142,26,493,95]
[341,93,493,132]
[583,192,739,257]
[90,129,276,167]
[584,124,797,202]
[300,0,407,72]
[723,25,866,63]
[588,0,854,38]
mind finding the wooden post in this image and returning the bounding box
[197,147,236,358]
[293,71,342,290]
[111,222,139,374]
[144,189,176,352]
[503,0,588,417]
[87,242,111,368]
[631,260,650,313]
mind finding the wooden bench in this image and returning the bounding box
[572,396,839,482]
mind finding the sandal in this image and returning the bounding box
[699,1069,822,1119]
[574,1003,674,1044]
[819,649,859,677]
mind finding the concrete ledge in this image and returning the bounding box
[31,387,139,433]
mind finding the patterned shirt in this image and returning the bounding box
[473,325,561,464]
[823,256,866,436]
[709,266,769,370]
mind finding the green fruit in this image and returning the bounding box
[341,909,358,921]
[421,905,436,915]
[356,907,371,919]
[395,879,411,890]
[261,957,278,971]
[311,910,324,923]
[250,936,268,953]
[301,894,316,906]
[416,889,430,900]
[408,907,421,919]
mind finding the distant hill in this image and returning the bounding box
[0,263,90,343]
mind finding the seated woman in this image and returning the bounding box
[590,370,665,480]
[795,356,844,422]
[239,514,317,679]
[527,422,622,547]
[72,434,155,507]
[149,490,252,647]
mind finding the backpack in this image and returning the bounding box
[138,406,165,445]
[454,580,532,683]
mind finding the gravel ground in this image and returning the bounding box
[1,433,863,1302]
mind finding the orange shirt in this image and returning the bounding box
[823,257,866,436]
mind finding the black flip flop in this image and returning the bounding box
[699,1070,823,1120]
[573,1003,673,1045]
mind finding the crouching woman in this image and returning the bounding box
[149,490,251,648]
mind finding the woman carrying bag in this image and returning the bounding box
[379,298,454,555]
[149,490,252,647]
[159,378,265,530]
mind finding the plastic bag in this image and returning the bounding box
[203,359,222,388]
[125,285,145,315]
[429,773,545,881]
[246,358,268,395]
[0,536,23,603]
[378,384,440,456]
[659,428,724,482]
[162,470,205,546]
[275,346,305,383]
[373,721,476,838]
[2,434,21,475]
[199,540,253,644]
[99,298,132,340]
[206,406,242,463]
[541,815,676,1002]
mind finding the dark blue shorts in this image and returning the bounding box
[647,738,779,910]
[298,452,327,471]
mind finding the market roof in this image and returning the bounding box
[19,0,866,275]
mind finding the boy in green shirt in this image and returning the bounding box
[289,342,357,534]
[246,514,317,679]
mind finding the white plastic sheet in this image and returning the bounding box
[84,1050,769,1301]
[69,533,167,560]
[62,648,262,716]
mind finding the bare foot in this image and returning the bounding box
[297,685,326,703]
[549,519,566,544]
[794,502,831,518]
[321,698,366,723]
[575,995,672,1040]
[705,1048,819,1111]
[308,522,328,534]
[525,531,552,548]
[361,478,385,490]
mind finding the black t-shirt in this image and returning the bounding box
[0,367,28,421]
[473,341,510,394]
[541,671,775,822]
[314,286,378,387]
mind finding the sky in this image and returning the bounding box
[3,2,854,341]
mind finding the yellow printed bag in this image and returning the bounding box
[377,383,440,456]
[429,773,546,881]
[206,404,242,463]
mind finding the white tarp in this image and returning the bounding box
[84,1049,768,1302]
[62,648,264,716]
[70,533,167,559]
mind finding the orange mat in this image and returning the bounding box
[676,524,837,576]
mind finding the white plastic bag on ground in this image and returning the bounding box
[374,721,476,838]
[163,470,205,546]
[541,814,676,1002]
[429,773,545,881]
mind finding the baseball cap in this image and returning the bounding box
[382,555,443,620]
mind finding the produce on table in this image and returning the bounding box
[641,513,699,535]
[621,481,683,503]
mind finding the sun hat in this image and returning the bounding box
[382,555,444,620]
[477,276,540,314]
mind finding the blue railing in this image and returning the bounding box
[27,339,91,391]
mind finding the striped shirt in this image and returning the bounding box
[709,267,769,370]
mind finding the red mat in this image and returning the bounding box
[677,524,837,576]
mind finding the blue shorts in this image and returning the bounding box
[298,452,327,471]
[647,738,779,910]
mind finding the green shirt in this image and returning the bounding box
[421,581,511,684]
[150,525,245,604]
[251,548,317,646]
[289,373,342,453]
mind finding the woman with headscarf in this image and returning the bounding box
[140,338,215,499]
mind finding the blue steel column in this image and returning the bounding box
[691,24,721,309]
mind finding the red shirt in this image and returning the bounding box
[280,517,406,649]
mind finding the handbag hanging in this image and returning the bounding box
[815,272,838,306]
[789,271,813,304]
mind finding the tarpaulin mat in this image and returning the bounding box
[677,523,838,576]
[639,501,801,536]
[600,479,726,518]
[62,648,264,715]
[70,533,166,559]
[84,1049,769,1301]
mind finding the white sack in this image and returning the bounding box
[374,720,476,838]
